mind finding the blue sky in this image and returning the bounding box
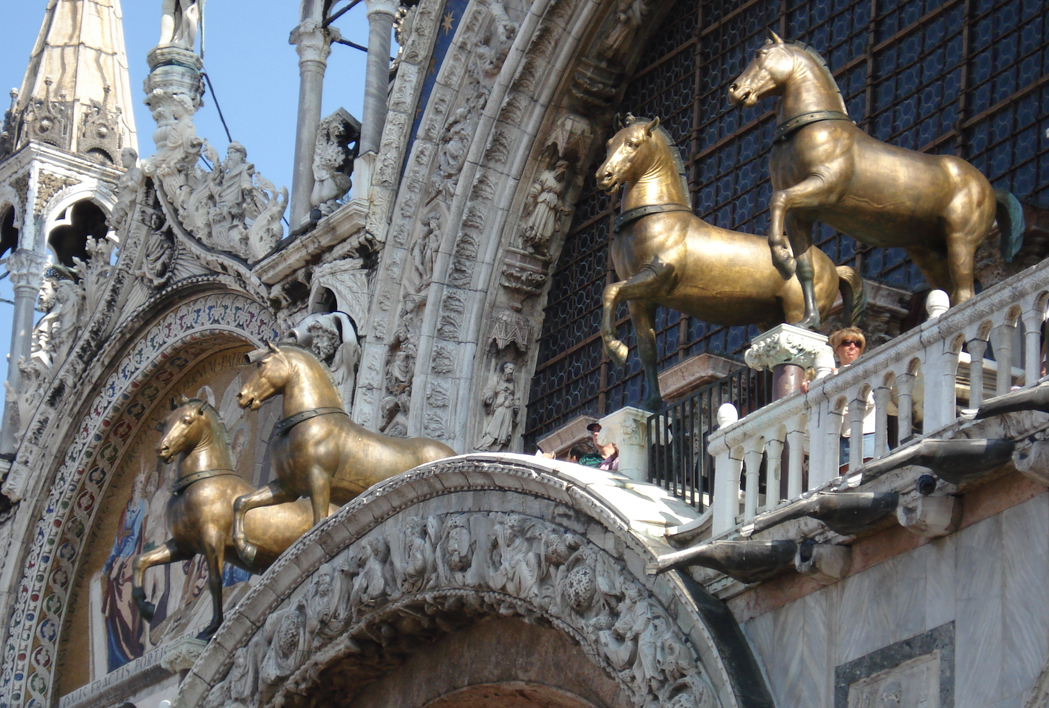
[0,1,373,402]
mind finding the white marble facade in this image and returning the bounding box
[743,492,1049,708]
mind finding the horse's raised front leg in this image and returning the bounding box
[601,261,674,367]
[786,213,821,329]
[232,481,297,567]
[769,173,838,281]
[132,540,191,622]
[627,300,663,412]
[201,527,227,638]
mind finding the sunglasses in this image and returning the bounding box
[837,340,863,349]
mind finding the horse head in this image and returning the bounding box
[237,342,291,411]
[596,115,663,193]
[158,396,213,462]
[728,30,792,108]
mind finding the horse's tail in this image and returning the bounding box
[994,189,1026,263]
[836,265,866,326]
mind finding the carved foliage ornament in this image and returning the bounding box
[203,511,718,708]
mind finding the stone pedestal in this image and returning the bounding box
[744,324,833,399]
[145,46,204,106]
[598,406,650,482]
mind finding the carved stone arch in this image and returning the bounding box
[173,456,773,708]
[0,288,278,707]
[41,183,117,268]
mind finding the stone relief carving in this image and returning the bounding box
[137,219,176,289]
[21,77,72,151]
[13,271,85,440]
[519,159,570,258]
[78,85,124,165]
[488,308,532,354]
[311,109,361,217]
[108,148,146,230]
[72,235,117,315]
[205,511,717,708]
[289,311,362,412]
[381,298,421,435]
[477,362,520,451]
[142,90,286,262]
[34,171,79,214]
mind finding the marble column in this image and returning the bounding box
[0,249,48,456]
[289,19,334,229]
[597,406,651,482]
[359,0,398,156]
[743,323,832,399]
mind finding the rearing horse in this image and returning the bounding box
[234,343,456,564]
[729,31,1015,327]
[596,115,863,411]
[131,398,321,636]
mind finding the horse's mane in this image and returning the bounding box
[276,342,340,393]
[182,398,232,448]
[623,115,690,196]
[788,40,848,115]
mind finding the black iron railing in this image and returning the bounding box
[647,367,773,511]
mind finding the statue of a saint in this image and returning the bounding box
[108,148,145,230]
[159,0,203,51]
[521,160,570,257]
[478,362,519,451]
[306,313,361,411]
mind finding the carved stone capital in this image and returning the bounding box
[161,637,208,673]
[290,20,335,64]
[744,323,831,372]
[364,0,400,20]
[6,250,48,293]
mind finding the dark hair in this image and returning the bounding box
[568,443,591,460]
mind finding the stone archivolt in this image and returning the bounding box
[190,474,718,708]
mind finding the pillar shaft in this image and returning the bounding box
[289,19,332,229]
[359,0,398,155]
[0,249,48,456]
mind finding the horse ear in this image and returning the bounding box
[645,117,660,135]
[267,341,280,354]
[197,401,208,415]
[613,113,624,130]
[170,396,179,410]
[766,29,784,44]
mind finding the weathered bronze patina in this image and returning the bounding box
[729,31,1010,327]
[595,115,863,411]
[233,343,456,563]
[131,397,322,636]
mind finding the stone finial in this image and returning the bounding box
[925,289,950,319]
[716,403,738,427]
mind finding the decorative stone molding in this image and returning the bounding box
[169,457,773,708]
[743,324,832,372]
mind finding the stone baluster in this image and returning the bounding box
[806,394,838,488]
[922,341,959,432]
[896,371,916,441]
[289,16,335,229]
[849,390,866,471]
[711,403,740,536]
[992,322,1015,396]
[1022,305,1045,386]
[873,385,892,457]
[786,421,806,499]
[967,338,988,408]
[765,434,785,508]
[742,438,765,521]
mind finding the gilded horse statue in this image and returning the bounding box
[729,31,1018,328]
[131,398,323,636]
[233,343,456,563]
[596,115,864,411]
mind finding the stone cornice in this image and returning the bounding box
[253,197,369,284]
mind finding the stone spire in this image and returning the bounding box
[3,0,138,165]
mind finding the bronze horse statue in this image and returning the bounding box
[729,31,1017,328]
[233,343,456,563]
[131,398,323,636]
[596,115,864,411]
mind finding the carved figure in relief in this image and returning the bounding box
[520,160,570,257]
[311,109,360,213]
[108,148,145,229]
[595,114,865,411]
[438,515,477,585]
[393,516,438,594]
[130,397,324,636]
[233,344,456,563]
[28,273,83,375]
[140,226,175,288]
[301,313,361,411]
[477,362,519,451]
[729,32,1020,325]
[160,0,203,50]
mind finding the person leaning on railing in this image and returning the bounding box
[828,327,877,469]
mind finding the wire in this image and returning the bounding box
[200,70,233,144]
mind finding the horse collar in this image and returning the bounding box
[272,407,348,439]
[614,204,693,233]
[172,468,238,495]
[773,110,852,143]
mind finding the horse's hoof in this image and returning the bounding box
[139,601,156,622]
[796,314,822,331]
[237,542,258,566]
[606,340,629,368]
[199,620,222,640]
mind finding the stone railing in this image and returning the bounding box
[706,261,1049,537]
